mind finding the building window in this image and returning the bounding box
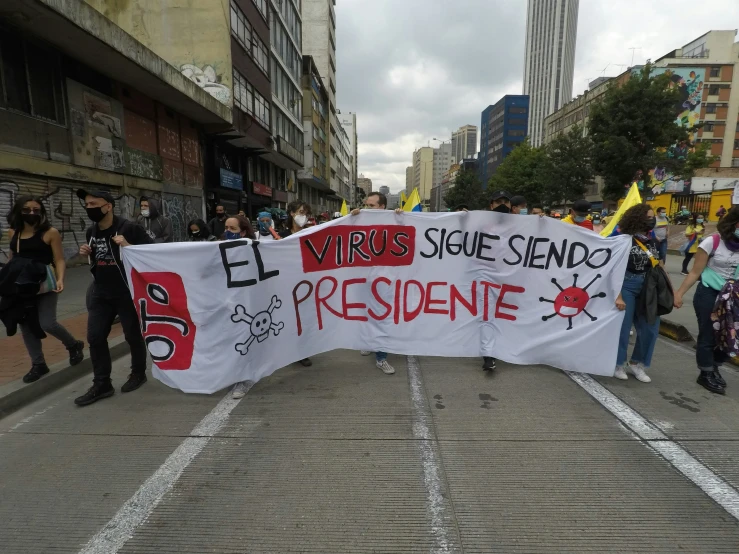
[508,118,527,126]
[509,107,527,114]
[252,0,268,20]
[734,139,739,150]
[508,130,526,137]
[231,2,269,76]
[710,67,721,78]
[233,69,269,129]
[0,29,65,125]
[706,104,717,114]
[733,158,739,168]
[709,85,720,96]
[705,122,715,132]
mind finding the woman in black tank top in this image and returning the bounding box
[7,195,84,383]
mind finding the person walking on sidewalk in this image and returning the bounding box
[352,192,401,375]
[136,197,172,243]
[75,189,153,406]
[653,207,670,264]
[5,195,84,383]
[681,213,705,275]
[673,207,739,395]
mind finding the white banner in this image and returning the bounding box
[122,211,630,394]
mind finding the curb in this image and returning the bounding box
[0,336,129,418]
[659,318,694,342]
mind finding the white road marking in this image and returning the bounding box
[406,356,457,554]
[77,386,250,554]
[567,371,739,520]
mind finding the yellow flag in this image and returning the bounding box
[400,191,407,208]
[340,199,348,216]
[600,183,642,237]
[403,188,422,212]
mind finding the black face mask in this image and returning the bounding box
[217,213,226,220]
[86,206,107,223]
[22,214,41,226]
[191,231,200,238]
[646,217,656,231]
[493,204,511,214]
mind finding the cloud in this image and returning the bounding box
[336,0,739,193]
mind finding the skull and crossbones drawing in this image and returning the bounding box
[231,295,284,355]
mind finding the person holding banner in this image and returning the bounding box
[255,212,280,241]
[223,215,255,241]
[613,204,660,383]
[279,201,312,239]
[681,213,705,275]
[489,190,512,214]
[674,207,739,395]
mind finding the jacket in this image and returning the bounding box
[638,265,674,325]
[85,216,154,285]
[135,198,172,243]
[0,256,47,338]
[711,279,739,358]
[208,215,227,240]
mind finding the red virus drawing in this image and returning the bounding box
[539,274,606,330]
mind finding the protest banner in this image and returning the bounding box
[122,211,631,394]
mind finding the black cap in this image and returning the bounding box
[76,188,115,206]
[510,195,526,207]
[490,190,511,202]
[572,199,591,214]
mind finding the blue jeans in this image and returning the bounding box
[617,272,660,367]
[693,282,725,371]
[375,351,387,362]
[656,240,667,262]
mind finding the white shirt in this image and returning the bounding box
[699,236,739,280]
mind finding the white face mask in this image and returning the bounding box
[294,214,308,228]
[141,209,150,218]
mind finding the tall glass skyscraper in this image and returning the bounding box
[523,0,579,147]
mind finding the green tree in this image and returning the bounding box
[540,125,595,206]
[443,169,487,210]
[588,65,712,200]
[487,140,547,205]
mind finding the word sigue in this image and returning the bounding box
[292,277,525,336]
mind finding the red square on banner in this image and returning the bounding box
[300,225,416,273]
[130,269,196,370]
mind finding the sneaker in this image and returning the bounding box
[714,368,727,388]
[74,382,115,406]
[360,351,372,356]
[376,360,395,375]
[232,381,250,399]
[482,357,495,371]
[614,365,628,380]
[628,362,652,383]
[22,363,50,383]
[681,271,689,276]
[68,340,85,366]
[121,373,147,393]
[697,371,726,395]
[299,358,313,367]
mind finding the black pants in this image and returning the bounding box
[682,252,694,273]
[87,283,147,385]
[693,282,726,371]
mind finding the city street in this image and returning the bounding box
[3,337,739,552]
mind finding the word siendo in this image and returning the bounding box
[292,277,525,336]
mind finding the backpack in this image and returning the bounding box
[712,279,739,358]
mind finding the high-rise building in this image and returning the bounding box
[451,125,478,163]
[405,166,414,194]
[338,111,358,202]
[412,147,435,210]
[479,96,530,187]
[357,175,373,196]
[523,0,579,147]
[379,185,390,196]
[432,143,453,193]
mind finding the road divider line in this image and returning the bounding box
[406,356,459,554]
[566,371,739,520]
[77,385,250,554]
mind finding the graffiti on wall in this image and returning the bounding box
[649,167,691,195]
[180,64,231,104]
[650,67,705,132]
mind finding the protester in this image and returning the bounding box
[510,196,528,215]
[255,211,279,241]
[351,192,400,375]
[187,219,217,241]
[136,197,172,243]
[674,207,739,395]
[717,205,727,220]
[613,204,659,383]
[280,200,312,238]
[223,215,255,240]
[531,206,544,216]
[208,205,228,239]
[562,199,594,230]
[75,189,153,406]
[681,213,705,275]
[3,196,84,383]
[454,204,469,212]
[489,190,511,213]
[653,207,669,264]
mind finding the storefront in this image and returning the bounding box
[248,181,273,220]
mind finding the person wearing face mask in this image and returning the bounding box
[208,205,228,240]
[681,213,705,275]
[653,208,670,264]
[135,197,172,243]
[674,207,739,394]
[2,196,85,384]
[613,204,660,383]
[187,219,217,241]
[279,201,312,238]
[255,211,280,241]
[510,196,528,215]
[222,215,256,241]
[489,190,512,214]
[75,189,153,406]
[562,199,594,230]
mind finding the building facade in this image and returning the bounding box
[412,147,434,210]
[338,111,358,202]
[0,0,230,263]
[357,175,372,196]
[523,0,579,147]
[405,166,414,195]
[479,95,530,187]
[451,125,477,163]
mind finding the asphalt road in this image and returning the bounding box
[2,340,739,553]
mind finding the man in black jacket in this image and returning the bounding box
[75,189,153,406]
[136,197,172,243]
[208,205,228,240]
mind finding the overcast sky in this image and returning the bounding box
[336,0,739,193]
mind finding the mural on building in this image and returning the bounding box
[650,67,705,131]
[181,64,231,104]
[649,167,691,195]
